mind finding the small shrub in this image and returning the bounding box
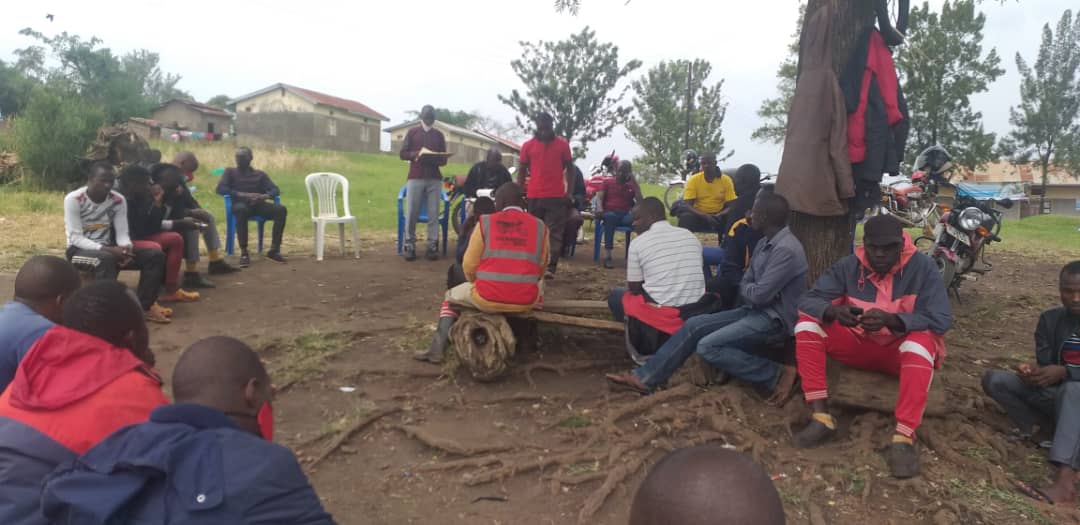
[12,88,104,190]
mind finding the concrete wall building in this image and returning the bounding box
[152,99,232,136]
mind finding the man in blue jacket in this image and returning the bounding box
[0,256,81,393]
[41,336,336,524]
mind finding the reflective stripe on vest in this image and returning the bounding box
[474,211,546,305]
[476,271,540,283]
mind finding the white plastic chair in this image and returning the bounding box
[305,172,359,261]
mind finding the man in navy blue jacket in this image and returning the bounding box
[41,336,336,524]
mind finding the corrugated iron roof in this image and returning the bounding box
[157,99,232,118]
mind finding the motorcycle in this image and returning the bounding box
[444,173,468,235]
[869,145,953,234]
[920,192,1011,294]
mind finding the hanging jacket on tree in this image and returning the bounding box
[776,3,853,217]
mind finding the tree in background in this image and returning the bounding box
[626,59,731,175]
[1001,9,1080,211]
[0,60,36,118]
[895,0,1003,171]
[404,107,480,128]
[12,87,104,189]
[15,29,187,122]
[499,27,641,158]
[752,3,804,144]
[205,94,231,108]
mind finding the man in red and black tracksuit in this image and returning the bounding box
[792,215,952,478]
[0,280,168,525]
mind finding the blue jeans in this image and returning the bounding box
[697,310,783,388]
[608,287,627,322]
[702,247,725,278]
[632,307,780,389]
[602,211,633,250]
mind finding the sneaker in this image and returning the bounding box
[603,256,614,269]
[425,246,439,261]
[147,303,172,324]
[404,246,417,262]
[153,302,174,317]
[182,272,216,289]
[239,255,251,267]
[266,251,286,263]
[792,419,836,449]
[161,289,200,303]
[207,259,241,275]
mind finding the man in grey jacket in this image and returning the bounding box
[605,192,806,403]
[983,261,1080,504]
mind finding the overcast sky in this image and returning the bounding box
[1,0,1074,173]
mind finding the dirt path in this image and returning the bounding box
[0,244,1073,524]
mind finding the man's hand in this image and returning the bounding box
[1026,365,1068,388]
[106,245,133,267]
[824,305,862,327]
[188,209,212,223]
[174,217,200,230]
[860,309,904,333]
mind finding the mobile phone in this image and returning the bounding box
[850,307,864,316]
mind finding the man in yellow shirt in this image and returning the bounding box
[676,152,737,234]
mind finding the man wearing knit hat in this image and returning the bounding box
[791,215,952,479]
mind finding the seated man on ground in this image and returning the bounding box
[629,444,786,525]
[42,336,336,524]
[596,160,644,269]
[674,152,736,234]
[119,165,201,305]
[167,153,241,288]
[606,197,704,359]
[0,256,80,394]
[414,183,549,364]
[606,192,805,405]
[64,161,170,323]
[216,147,288,266]
[982,261,1080,504]
[0,280,167,525]
[792,214,952,479]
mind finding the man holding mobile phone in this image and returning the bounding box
[790,215,953,479]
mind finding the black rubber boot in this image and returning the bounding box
[414,317,455,364]
[793,419,836,449]
[887,442,921,479]
[182,272,216,289]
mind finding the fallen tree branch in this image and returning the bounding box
[310,407,401,467]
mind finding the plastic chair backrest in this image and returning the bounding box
[305,172,350,219]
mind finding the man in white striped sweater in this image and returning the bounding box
[64,162,170,323]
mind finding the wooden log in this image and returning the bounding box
[827,360,947,417]
[537,299,611,313]
[450,312,516,382]
[526,311,624,332]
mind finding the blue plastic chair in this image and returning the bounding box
[593,216,633,263]
[397,185,450,256]
[224,194,282,256]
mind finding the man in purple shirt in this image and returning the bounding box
[399,105,449,261]
[216,147,287,266]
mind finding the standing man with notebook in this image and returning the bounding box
[399,105,449,261]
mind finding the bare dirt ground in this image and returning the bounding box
[0,241,1074,524]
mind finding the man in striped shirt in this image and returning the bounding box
[982,261,1080,504]
[64,162,169,323]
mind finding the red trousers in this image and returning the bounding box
[795,315,940,438]
[134,232,183,291]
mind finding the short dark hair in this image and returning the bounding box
[87,161,115,179]
[13,256,81,303]
[150,162,183,185]
[637,197,667,221]
[534,112,553,124]
[172,336,269,403]
[1062,261,1080,280]
[237,146,252,155]
[62,280,143,347]
[119,164,151,188]
[755,191,790,228]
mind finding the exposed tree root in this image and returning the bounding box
[309,407,401,467]
[345,367,444,380]
[921,426,1008,489]
[523,360,624,388]
[395,425,515,457]
[415,455,503,472]
[577,449,654,524]
[605,383,697,434]
[544,471,607,486]
[468,392,569,405]
[464,432,603,486]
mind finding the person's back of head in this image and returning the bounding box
[630,445,785,525]
[636,197,667,224]
[753,191,791,230]
[172,336,273,439]
[62,280,152,365]
[494,182,526,211]
[13,256,81,323]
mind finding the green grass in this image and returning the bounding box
[998,214,1080,258]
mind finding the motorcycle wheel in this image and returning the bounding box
[935,254,957,289]
[451,199,465,236]
[664,182,685,212]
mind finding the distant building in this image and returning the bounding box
[385,119,521,168]
[229,83,388,153]
[942,161,1080,217]
[152,99,232,137]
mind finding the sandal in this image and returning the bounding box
[1013,480,1055,505]
[605,371,650,395]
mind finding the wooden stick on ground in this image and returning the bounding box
[310,407,401,467]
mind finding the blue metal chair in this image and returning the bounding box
[397,185,450,256]
[224,194,281,256]
[593,216,633,263]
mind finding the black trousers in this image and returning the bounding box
[528,197,570,272]
[676,211,725,234]
[67,246,165,310]
[232,200,287,252]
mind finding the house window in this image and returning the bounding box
[245,106,253,113]
[207,122,215,134]
[328,119,338,137]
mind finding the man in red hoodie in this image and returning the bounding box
[0,280,167,525]
[791,215,952,479]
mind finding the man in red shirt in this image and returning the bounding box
[517,112,574,278]
[596,160,643,269]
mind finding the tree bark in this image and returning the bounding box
[791,0,879,283]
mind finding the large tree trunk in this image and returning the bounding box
[790,0,879,283]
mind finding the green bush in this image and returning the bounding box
[12,88,104,189]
